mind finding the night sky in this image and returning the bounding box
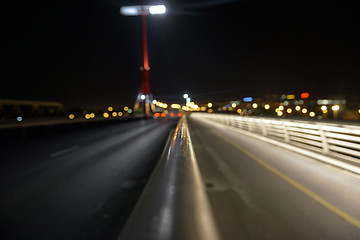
[2,0,359,108]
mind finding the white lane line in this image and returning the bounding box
[50,146,79,158]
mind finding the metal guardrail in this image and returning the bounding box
[118,115,220,240]
[191,113,360,168]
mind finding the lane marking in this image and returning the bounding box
[50,146,79,158]
[211,130,360,229]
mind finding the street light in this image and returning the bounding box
[120,5,167,117]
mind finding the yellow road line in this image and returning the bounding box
[212,130,360,229]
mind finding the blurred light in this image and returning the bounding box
[182,106,190,111]
[287,108,292,113]
[149,5,166,14]
[222,106,227,111]
[170,113,175,117]
[186,98,191,102]
[124,106,129,111]
[309,112,315,117]
[243,97,253,102]
[294,100,299,105]
[264,104,270,110]
[277,111,283,116]
[68,114,75,120]
[281,94,286,100]
[299,100,304,104]
[295,106,301,111]
[85,114,91,119]
[183,94,188,99]
[128,109,133,113]
[200,107,207,111]
[275,108,280,113]
[171,104,181,109]
[140,94,146,100]
[154,113,160,118]
[90,113,95,118]
[321,105,327,111]
[332,105,340,111]
[118,112,123,116]
[112,112,117,117]
[177,113,182,117]
[252,103,258,108]
[161,112,166,118]
[208,103,212,108]
[17,116,23,122]
[108,106,113,112]
[323,110,328,114]
[231,103,236,108]
[283,101,289,106]
[152,100,157,104]
[163,104,168,108]
[302,108,308,114]
[228,107,233,111]
[120,6,140,16]
[207,109,213,113]
[194,105,199,110]
[279,106,284,110]
[103,112,109,118]
[301,92,309,99]
[286,95,295,100]
[358,109,360,114]
[237,109,242,114]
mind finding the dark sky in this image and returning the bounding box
[2,0,359,108]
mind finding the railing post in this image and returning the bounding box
[319,125,329,155]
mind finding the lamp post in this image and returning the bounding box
[120,5,166,117]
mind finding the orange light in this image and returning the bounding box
[154,113,160,117]
[170,113,175,117]
[161,112,166,118]
[301,92,309,99]
[177,113,182,117]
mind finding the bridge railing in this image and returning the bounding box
[118,115,220,240]
[191,113,360,171]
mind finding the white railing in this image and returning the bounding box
[191,113,360,167]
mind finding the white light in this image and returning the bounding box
[152,100,157,104]
[141,94,146,100]
[120,6,140,16]
[149,5,166,14]
[183,94,188,99]
[17,116,23,122]
[332,105,340,111]
[186,98,191,102]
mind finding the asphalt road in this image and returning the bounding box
[0,118,176,240]
[188,116,360,240]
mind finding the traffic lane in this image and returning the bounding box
[0,119,176,240]
[188,117,360,240]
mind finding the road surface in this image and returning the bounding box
[0,119,176,240]
[188,116,360,240]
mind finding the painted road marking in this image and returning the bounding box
[50,146,79,158]
[212,130,360,229]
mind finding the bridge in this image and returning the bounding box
[1,112,360,240]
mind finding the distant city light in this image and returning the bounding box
[69,114,75,120]
[283,101,289,106]
[170,113,175,117]
[295,106,301,111]
[302,108,308,114]
[103,112,109,118]
[252,103,258,108]
[237,109,242,114]
[186,98,191,102]
[108,106,113,111]
[264,104,270,110]
[128,109,133,113]
[321,105,327,111]
[231,103,237,108]
[140,94,146,100]
[309,112,316,117]
[332,105,340,111]
[17,116,23,122]
[208,103,213,108]
[177,113,182,117]
[183,94,188,99]
[279,106,284,111]
[112,112,117,117]
[85,114,91,119]
[243,97,253,102]
[118,112,123,116]
[171,104,181,109]
[90,113,95,118]
[124,106,129,111]
[152,100,157,104]
[301,92,309,99]
[161,112,166,118]
[287,108,292,113]
[277,111,283,116]
[286,94,295,100]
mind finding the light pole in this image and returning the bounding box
[120,5,166,117]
